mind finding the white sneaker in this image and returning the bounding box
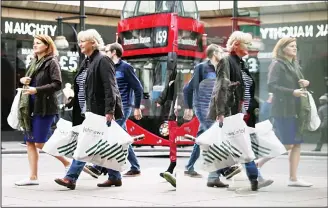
[288,179,313,187]
[258,178,274,189]
[15,178,39,186]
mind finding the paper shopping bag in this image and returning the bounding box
[196,122,237,172]
[307,92,321,131]
[43,118,79,158]
[248,120,287,159]
[7,88,23,130]
[221,113,256,163]
[73,112,133,172]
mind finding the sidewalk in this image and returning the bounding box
[1,141,327,157]
[2,166,327,207]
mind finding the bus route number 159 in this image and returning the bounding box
[155,30,167,45]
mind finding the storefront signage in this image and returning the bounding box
[19,48,79,72]
[4,20,57,37]
[120,26,168,50]
[261,23,328,40]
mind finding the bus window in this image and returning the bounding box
[122,1,137,19]
[136,1,156,16]
[181,1,199,20]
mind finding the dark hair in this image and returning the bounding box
[206,44,221,58]
[109,42,123,58]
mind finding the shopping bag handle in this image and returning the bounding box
[106,120,111,127]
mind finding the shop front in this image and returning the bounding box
[1,17,117,139]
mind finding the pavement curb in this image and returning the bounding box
[1,149,327,157]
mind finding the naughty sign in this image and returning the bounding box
[261,22,328,40]
[4,20,57,37]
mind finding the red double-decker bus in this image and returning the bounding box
[117,1,206,147]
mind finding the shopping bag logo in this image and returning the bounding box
[202,141,242,164]
[226,128,246,138]
[57,131,78,156]
[250,133,272,157]
[85,139,128,164]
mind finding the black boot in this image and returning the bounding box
[313,143,322,152]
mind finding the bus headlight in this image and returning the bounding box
[159,121,169,137]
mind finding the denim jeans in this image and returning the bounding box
[94,107,140,173]
[185,110,214,172]
[64,108,141,182]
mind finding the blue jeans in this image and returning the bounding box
[207,162,258,182]
[94,107,140,172]
[65,109,140,182]
[185,109,214,172]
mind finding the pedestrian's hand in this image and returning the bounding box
[183,109,193,120]
[298,79,310,88]
[22,87,37,95]
[134,108,142,120]
[105,113,114,122]
[20,77,31,85]
[156,102,161,107]
[293,89,307,97]
[216,115,224,123]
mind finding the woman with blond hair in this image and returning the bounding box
[54,29,123,190]
[15,34,71,186]
[268,37,312,187]
[208,31,275,191]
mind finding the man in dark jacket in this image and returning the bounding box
[183,44,242,188]
[154,52,178,188]
[313,94,328,151]
[85,43,144,177]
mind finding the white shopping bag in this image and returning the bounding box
[307,92,321,131]
[248,120,287,159]
[221,113,256,163]
[7,88,23,130]
[43,118,79,158]
[73,112,134,172]
[196,122,237,172]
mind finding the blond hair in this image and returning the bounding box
[226,31,252,52]
[272,37,297,60]
[77,29,104,50]
[34,34,58,57]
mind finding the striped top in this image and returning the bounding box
[76,66,88,111]
[241,70,253,111]
[115,59,143,109]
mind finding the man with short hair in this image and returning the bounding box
[85,42,144,177]
[183,44,242,187]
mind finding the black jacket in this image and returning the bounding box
[208,54,245,120]
[267,59,301,117]
[70,50,123,126]
[30,55,62,116]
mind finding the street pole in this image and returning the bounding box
[79,0,85,63]
[80,0,85,32]
[232,0,238,32]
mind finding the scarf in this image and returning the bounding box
[278,58,311,135]
[18,57,45,133]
